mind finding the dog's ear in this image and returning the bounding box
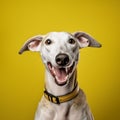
[73,32,102,48]
[19,36,43,54]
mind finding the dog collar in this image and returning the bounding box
[44,83,79,104]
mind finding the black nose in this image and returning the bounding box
[56,54,69,66]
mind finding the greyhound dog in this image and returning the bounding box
[19,31,101,120]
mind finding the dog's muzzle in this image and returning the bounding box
[47,53,76,86]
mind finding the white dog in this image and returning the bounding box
[19,31,101,120]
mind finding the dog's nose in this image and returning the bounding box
[55,54,69,66]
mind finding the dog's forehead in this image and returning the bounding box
[46,32,72,40]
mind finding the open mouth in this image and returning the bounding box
[47,62,75,86]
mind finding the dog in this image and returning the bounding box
[19,31,101,120]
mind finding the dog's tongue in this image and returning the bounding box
[54,68,67,81]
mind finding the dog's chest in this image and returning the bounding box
[39,97,73,120]
[43,101,87,120]
[53,103,71,120]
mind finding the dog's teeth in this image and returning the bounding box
[66,75,68,79]
[66,68,68,73]
[52,67,56,74]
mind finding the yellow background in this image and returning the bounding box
[0,0,120,120]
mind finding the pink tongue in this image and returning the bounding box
[54,68,67,81]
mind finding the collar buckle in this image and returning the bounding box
[44,91,60,104]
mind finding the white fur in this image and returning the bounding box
[35,32,93,120]
[19,32,101,120]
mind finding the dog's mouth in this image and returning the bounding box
[47,62,75,86]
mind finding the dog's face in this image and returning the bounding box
[40,32,79,86]
[19,32,101,86]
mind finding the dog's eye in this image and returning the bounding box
[45,39,52,45]
[68,38,75,44]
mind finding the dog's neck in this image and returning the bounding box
[44,69,77,96]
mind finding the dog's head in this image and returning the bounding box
[19,32,101,86]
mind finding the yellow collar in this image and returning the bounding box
[44,84,79,104]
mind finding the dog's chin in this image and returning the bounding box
[55,78,68,86]
[47,62,75,86]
